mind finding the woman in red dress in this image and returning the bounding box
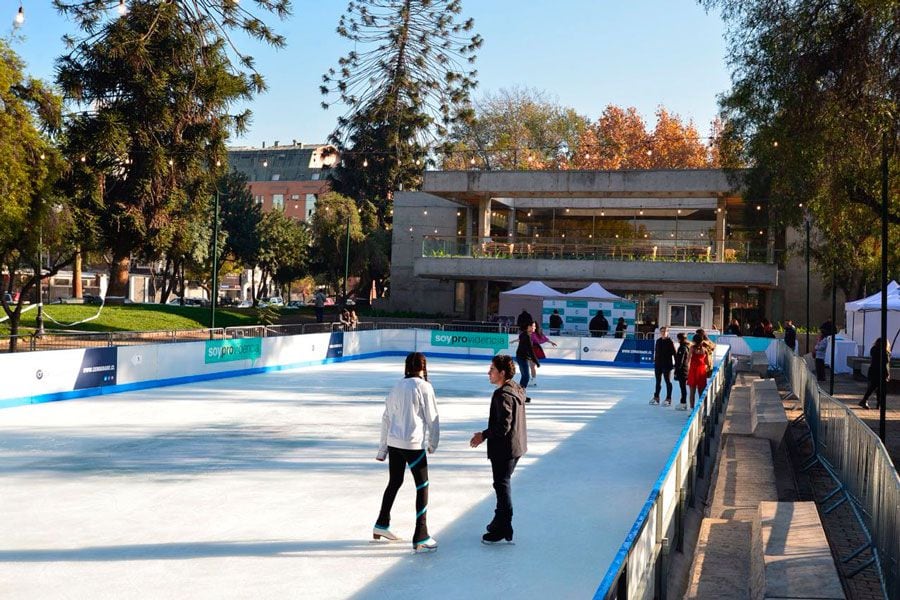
[686,332,711,409]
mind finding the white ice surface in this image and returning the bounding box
[0,357,688,599]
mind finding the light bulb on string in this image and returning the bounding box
[470,157,475,166]
[362,158,368,168]
[117,0,127,16]
[168,158,174,166]
[14,5,24,26]
[262,160,268,168]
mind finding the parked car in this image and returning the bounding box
[237,300,253,308]
[267,296,284,306]
[166,297,207,307]
[285,300,304,309]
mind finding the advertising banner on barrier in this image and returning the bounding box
[429,330,509,353]
[74,347,118,389]
[614,339,655,365]
[327,331,344,359]
[205,338,263,364]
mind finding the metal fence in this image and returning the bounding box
[594,351,733,599]
[778,344,899,599]
[0,322,448,352]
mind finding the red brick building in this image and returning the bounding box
[226,141,339,221]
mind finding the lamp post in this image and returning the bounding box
[36,225,44,336]
[342,215,351,303]
[878,130,889,441]
[805,212,811,352]
[209,189,220,336]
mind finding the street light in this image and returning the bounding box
[209,188,220,335]
[343,215,351,303]
[36,225,44,336]
[805,211,811,352]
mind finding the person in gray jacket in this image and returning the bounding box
[374,352,440,552]
[470,354,528,544]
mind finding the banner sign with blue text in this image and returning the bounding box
[430,330,509,353]
[327,331,344,359]
[205,338,263,364]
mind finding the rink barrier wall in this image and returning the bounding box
[594,346,733,600]
[0,328,653,409]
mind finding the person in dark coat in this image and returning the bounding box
[783,320,797,352]
[469,354,528,544]
[673,332,691,410]
[651,326,677,405]
[614,317,627,338]
[515,322,539,400]
[589,311,609,337]
[859,338,891,409]
[516,309,534,330]
[725,318,742,336]
[548,309,563,334]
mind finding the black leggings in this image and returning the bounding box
[654,368,673,400]
[376,447,430,543]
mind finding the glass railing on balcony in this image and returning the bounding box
[421,236,774,264]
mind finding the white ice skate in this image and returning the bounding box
[371,526,403,543]
[413,537,438,553]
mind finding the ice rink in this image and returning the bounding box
[0,356,690,599]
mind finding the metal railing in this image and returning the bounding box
[779,343,899,599]
[595,350,733,599]
[0,322,446,352]
[422,235,774,264]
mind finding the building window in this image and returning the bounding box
[306,193,317,218]
[291,194,299,200]
[272,174,280,181]
[311,173,320,180]
[255,195,264,205]
[669,303,703,328]
[272,194,284,210]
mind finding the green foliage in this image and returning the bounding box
[704,0,900,295]
[309,192,365,293]
[322,0,481,217]
[0,40,77,346]
[256,209,311,294]
[219,170,262,269]
[444,87,590,169]
[56,1,265,294]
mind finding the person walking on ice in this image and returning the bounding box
[470,355,528,544]
[651,326,676,406]
[374,352,440,552]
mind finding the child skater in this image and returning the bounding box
[529,324,557,385]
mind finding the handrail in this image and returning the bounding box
[422,235,777,264]
[778,343,898,599]
[594,350,733,598]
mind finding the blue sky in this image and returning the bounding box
[6,0,731,147]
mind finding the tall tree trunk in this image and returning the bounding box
[72,248,83,298]
[108,253,130,297]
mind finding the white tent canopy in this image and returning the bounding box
[498,281,563,320]
[565,282,623,301]
[845,281,900,351]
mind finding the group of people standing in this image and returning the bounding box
[374,353,528,552]
[651,327,716,410]
[587,311,628,338]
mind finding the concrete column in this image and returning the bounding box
[508,201,516,242]
[478,197,491,241]
[715,200,726,261]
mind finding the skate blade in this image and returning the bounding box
[370,537,404,544]
[413,546,438,553]
[481,539,515,545]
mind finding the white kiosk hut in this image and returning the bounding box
[845,281,900,351]
[542,282,635,336]
[498,281,563,325]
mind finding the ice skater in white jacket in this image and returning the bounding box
[373,352,440,551]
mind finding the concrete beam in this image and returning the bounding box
[422,169,744,202]
[413,257,780,287]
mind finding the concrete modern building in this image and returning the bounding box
[390,169,844,334]
[226,141,338,222]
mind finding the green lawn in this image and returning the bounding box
[1,303,263,333]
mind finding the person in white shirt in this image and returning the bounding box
[374,352,440,552]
